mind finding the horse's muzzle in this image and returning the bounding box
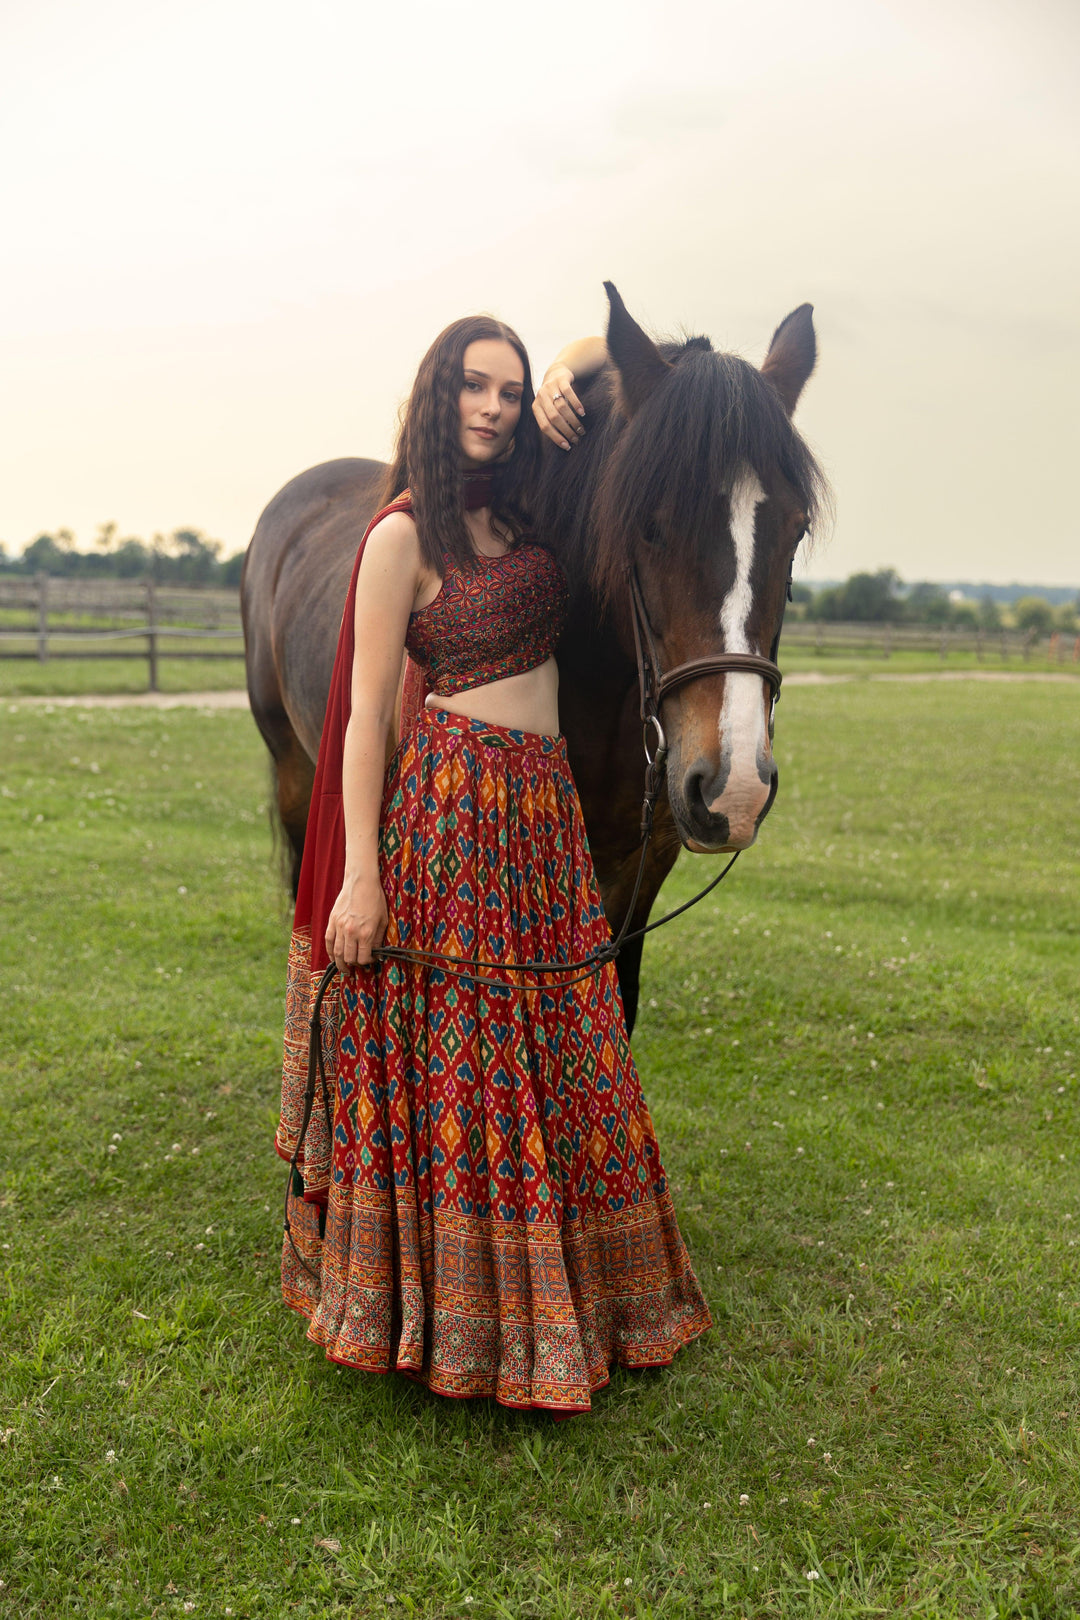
[676,756,779,851]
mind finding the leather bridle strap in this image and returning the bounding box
[660,653,782,701]
[627,564,783,721]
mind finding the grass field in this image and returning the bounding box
[0,644,1077,699]
[1,681,1078,1617]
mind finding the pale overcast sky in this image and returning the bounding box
[2,0,1077,584]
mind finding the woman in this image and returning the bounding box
[276,315,711,1413]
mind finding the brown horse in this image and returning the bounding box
[241,284,826,1029]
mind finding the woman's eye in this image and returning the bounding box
[502,391,521,404]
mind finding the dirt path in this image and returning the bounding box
[5,669,1078,710]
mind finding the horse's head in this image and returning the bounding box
[594,283,825,853]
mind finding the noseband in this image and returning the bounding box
[626,564,784,834]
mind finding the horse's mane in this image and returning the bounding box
[530,335,829,605]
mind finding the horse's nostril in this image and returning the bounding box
[758,762,779,826]
[684,766,730,843]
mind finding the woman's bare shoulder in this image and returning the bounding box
[361,507,421,571]
[366,506,418,545]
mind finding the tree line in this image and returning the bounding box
[0,525,245,586]
[2,535,1075,633]
[792,570,1078,635]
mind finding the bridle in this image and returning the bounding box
[284,559,789,1273]
[626,561,784,841]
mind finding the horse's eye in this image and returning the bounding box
[643,519,663,547]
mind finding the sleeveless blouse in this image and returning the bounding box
[405,542,569,697]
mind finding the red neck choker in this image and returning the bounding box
[462,467,497,511]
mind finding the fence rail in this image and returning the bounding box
[0,575,244,690]
[780,620,1080,663]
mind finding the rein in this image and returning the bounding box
[283,564,785,1276]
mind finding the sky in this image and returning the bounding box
[2,0,1077,585]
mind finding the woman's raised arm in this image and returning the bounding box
[533,334,608,450]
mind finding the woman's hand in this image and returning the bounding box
[325,872,388,972]
[533,362,586,452]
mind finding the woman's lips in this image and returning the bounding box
[471,427,497,440]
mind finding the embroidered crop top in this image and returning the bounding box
[405,542,570,697]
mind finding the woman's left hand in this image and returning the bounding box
[533,363,586,452]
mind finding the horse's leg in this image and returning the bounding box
[246,693,314,897]
[614,934,645,1035]
[273,724,316,897]
[594,822,680,1041]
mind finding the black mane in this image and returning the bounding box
[531,335,828,603]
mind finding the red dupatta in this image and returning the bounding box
[293,493,429,974]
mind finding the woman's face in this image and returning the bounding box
[458,339,524,467]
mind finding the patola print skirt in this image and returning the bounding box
[276,709,711,1412]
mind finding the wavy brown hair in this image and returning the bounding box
[379,315,541,573]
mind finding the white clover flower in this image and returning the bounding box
[739,1493,749,1505]
[105,1450,116,1462]
[823,1452,832,1462]
[807,1437,816,1447]
[107,1144,118,1154]
[291,1517,301,1525]
[112,1133,122,1142]
[807,1569,820,1581]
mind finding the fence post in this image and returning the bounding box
[940,624,948,661]
[815,622,823,657]
[975,627,983,663]
[1001,629,1009,663]
[883,622,892,659]
[36,572,49,663]
[145,578,158,692]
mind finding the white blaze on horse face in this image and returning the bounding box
[711,472,772,845]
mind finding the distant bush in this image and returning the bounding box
[807,569,904,623]
[1013,596,1055,636]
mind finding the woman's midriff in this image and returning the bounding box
[423,656,560,737]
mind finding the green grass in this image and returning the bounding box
[1,683,1078,1616]
[0,655,247,698]
[779,646,1080,678]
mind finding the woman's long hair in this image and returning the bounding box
[379,315,541,572]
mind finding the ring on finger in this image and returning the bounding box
[552,391,562,401]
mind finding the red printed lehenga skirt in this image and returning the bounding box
[276,709,711,1412]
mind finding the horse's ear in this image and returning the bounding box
[604,281,672,418]
[760,303,816,416]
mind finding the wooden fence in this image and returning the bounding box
[1,576,1076,691]
[0,575,243,691]
[780,620,1080,664]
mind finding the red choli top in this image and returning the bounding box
[293,492,569,973]
[405,541,569,696]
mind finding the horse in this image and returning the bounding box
[241,284,826,1031]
